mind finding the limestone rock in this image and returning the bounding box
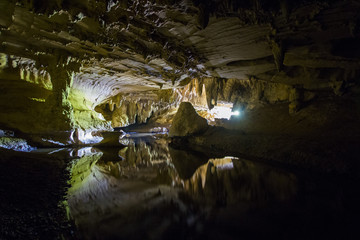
[169,102,208,137]
[1,0,360,136]
[0,137,35,152]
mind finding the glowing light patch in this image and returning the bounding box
[209,106,232,119]
[232,111,240,116]
[47,148,66,155]
[210,107,241,120]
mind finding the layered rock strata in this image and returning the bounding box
[0,0,359,153]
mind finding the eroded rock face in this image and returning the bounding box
[0,0,201,133]
[95,91,176,127]
[169,102,208,137]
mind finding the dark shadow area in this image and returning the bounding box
[332,38,360,59]
[0,148,76,240]
[169,144,209,179]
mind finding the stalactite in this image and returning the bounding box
[204,77,219,110]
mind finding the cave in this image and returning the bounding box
[1,0,360,239]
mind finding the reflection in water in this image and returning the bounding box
[183,157,297,206]
[66,136,301,239]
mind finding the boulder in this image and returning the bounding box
[169,102,208,137]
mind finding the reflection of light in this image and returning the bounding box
[41,138,65,146]
[71,147,96,157]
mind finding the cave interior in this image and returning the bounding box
[0,0,360,239]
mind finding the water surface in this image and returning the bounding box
[65,135,359,240]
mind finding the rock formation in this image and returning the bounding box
[169,102,208,137]
[0,0,359,166]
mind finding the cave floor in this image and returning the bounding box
[0,135,360,240]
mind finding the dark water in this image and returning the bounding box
[1,133,358,239]
[64,135,360,240]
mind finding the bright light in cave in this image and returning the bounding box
[210,106,240,120]
[232,110,240,116]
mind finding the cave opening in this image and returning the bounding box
[1,0,360,239]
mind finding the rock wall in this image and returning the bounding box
[0,53,77,133]
[0,0,359,136]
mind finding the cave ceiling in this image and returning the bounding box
[1,0,360,132]
[1,0,206,103]
[1,0,358,102]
